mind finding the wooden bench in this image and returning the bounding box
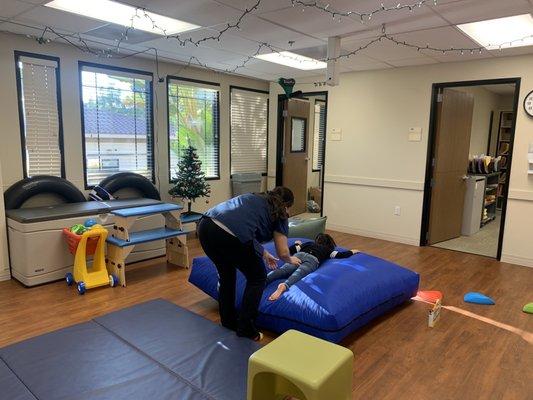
[106,203,189,286]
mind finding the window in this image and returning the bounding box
[79,63,154,187]
[15,52,64,178]
[291,118,306,153]
[230,87,268,175]
[312,100,326,171]
[168,77,220,180]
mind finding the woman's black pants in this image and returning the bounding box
[197,217,266,338]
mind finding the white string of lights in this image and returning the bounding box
[290,0,439,22]
[115,0,261,52]
[3,0,532,81]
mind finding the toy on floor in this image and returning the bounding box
[84,218,97,228]
[464,292,495,305]
[428,299,442,328]
[417,290,443,303]
[523,303,533,314]
[63,225,118,295]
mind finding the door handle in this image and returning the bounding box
[461,175,469,181]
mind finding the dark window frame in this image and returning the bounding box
[166,76,221,182]
[78,61,155,189]
[15,51,66,179]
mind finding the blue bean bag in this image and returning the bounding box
[189,238,420,343]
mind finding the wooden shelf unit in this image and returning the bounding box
[496,111,513,209]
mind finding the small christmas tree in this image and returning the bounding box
[169,146,211,214]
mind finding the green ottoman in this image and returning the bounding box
[247,330,353,400]
[288,216,327,240]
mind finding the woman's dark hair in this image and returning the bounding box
[259,186,294,221]
[315,233,337,253]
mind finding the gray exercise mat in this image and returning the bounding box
[95,299,260,400]
[0,322,208,399]
[0,358,36,400]
[0,300,257,399]
[6,198,161,223]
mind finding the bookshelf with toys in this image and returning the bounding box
[496,111,513,209]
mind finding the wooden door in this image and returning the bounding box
[282,98,310,216]
[428,89,474,244]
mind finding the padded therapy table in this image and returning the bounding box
[0,299,259,400]
[190,238,420,343]
[6,198,167,286]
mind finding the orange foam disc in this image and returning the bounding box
[417,290,443,303]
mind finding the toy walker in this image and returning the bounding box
[63,226,118,295]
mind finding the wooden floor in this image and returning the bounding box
[0,231,531,399]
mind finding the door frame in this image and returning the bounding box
[276,91,329,216]
[420,77,521,260]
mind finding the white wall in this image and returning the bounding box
[269,53,533,268]
[0,32,268,213]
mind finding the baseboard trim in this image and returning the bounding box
[0,274,10,282]
[500,254,533,268]
[327,223,420,246]
[324,175,424,191]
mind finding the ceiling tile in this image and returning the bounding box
[230,15,325,49]
[431,0,533,25]
[258,5,367,39]
[15,0,49,4]
[341,36,431,61]
[0,0,37,19]
[214,0,290,15]
[119,0,245,27]
[16,5,109,33]
[393,26,496,62]
[188,32,261,55]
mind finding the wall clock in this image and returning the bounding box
[525,90,533,118]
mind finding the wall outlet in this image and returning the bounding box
[394,206,401,216]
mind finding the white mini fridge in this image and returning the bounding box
[461,176,485,236]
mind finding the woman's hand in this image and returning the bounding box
[289,256,302,266]
[263,251,279,270]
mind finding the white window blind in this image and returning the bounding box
[230,88,268,175]
[80,65,154,187]
[168,79,219,179]
[17,55,63,177]
[312,101,326,171]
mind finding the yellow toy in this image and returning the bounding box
[64,225,119,295]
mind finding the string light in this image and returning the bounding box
[2,1,532,80]
[290,0,438,23]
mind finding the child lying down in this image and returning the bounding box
[267,233,359,301]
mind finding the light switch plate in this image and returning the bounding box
[330,128,342,141]
[408,127,422,142]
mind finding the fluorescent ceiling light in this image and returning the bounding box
[255,51,327,70]
[457,14,533,50]
[45,0,200,35]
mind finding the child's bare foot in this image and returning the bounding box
[269,283,288,301]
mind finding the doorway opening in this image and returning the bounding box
[421,78,521,259]
[276,91,328,219]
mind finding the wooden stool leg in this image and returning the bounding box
[106,244,133,287]
[167,235,189,268]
